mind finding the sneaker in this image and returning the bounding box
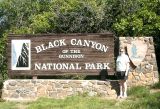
[123,94,127,98]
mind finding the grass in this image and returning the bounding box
[151,82,160,89]
[0,86,160,109]
[122,86,160,109]
[128,86,150,98]
[0,102,17,109]
[27,95,118,109]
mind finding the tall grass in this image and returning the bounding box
[27,96,118,109]
[122,86,160,109]
[0,102,17,109]
[151,82,160,89]
[26,86,160,109]
[128,86,150,98]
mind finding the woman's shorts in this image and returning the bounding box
[116,71,128,80]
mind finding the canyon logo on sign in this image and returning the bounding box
[11,40,31,70]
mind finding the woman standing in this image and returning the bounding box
[116,48,130,99]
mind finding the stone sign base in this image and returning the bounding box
[2,79,118,101]
[119,37,159,86]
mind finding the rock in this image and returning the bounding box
[145,73,153,78]
[37,86,46,96]
[46,85,52,91]
[97,81,105,85]
[70,83,81,88]
[149,38,153,44]
[81,81,88,87]
[107,89,116,95]
[63,84,69,88]
[57,90,68,98]
[135,76,140,80]
[2,91,9,98]
[11,93,19,98]
[98,91,107,96]
[145,56,152,61]
[55,83,62,88]
[29,92,36,98]
[88,91,97,96]
[20,93,28,98]
[49,91,57,98]
[90,80,97,85]
[104,81,110,86]
[31,80,37,84]
[149,45,154,50]
[59,81,68,84]
[153,71,159,78]
[9,81,17,86]
[119,37,126,40]
[125,37,132,41]
[153,64,158,71]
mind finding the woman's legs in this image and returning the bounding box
[119,80,123,97]
[118,80,128,98]
[118,80,127,98]
[123,80,127,97]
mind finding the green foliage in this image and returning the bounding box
[0,0,160,79]
[0,0,106,34]
[151,82,160,89]
[112,0,160,36]
[0,102,17,109]
[0,34,7,80]
[27,96,117,109]
[128,86,150,98]
[53,0,105,33]
[121,86,160,109]
[0,0,160,35]
[29,12,56,33]
[113,15,143,36]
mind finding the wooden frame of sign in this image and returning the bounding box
[7,33,115,78]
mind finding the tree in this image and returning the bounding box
[0,0,160,79]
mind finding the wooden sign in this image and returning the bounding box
[7,33,115,77]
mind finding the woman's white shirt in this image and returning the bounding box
[116,54,130,72]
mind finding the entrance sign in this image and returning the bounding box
[7,33,115,76]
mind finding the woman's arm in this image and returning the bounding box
[125,62,130,76]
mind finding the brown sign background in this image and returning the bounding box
[7,33,115,77]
